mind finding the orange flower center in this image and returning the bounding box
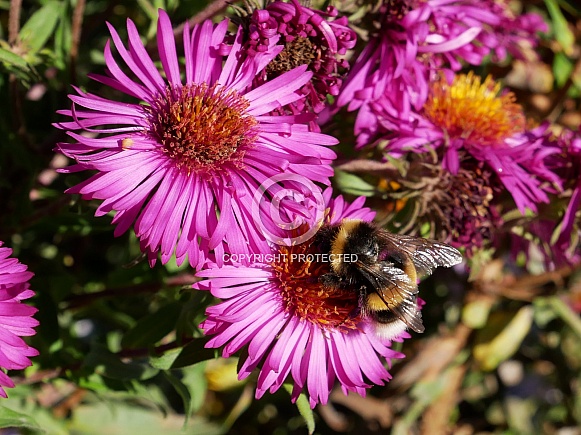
[147,83,258,174]
[271,239,360,332]
[424,72,525,148]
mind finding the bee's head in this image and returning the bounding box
[344,222,379,263]
[329,220,380,273]
[349,237,379,262]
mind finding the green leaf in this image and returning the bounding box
[137,0,157,21]
[0,405,42,431]
[78,373,115,393]
[84,343,159,381]
[545,0,575,55]
[53,6,72,69]
[284,384,315,434]
[68,401,219,435]
[533,297,559,328]
[181,363,209,413]
[0,47,40,86]
[553,52,574,88]
[150,347,182,370]
[19,1,62,54]
[557,0,581,15]
[505,397,536,434]
[334,170,377,197]
[462,298,494,329]
[0,48,29,69]
[546,296,581,339]
[171,338,217,369]
[121,302,183,349]
[163,371,193,425]
[400,370,451,428]
[473,306,533,371]
[534,295,581,339]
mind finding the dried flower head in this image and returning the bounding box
[241,0,357,113]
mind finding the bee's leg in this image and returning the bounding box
[337,287,364,327]
[356,286,367,317]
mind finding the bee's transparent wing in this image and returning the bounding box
[377,231,463,278]
[355,261,424,333]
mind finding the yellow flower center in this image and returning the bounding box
[424,72,525,148]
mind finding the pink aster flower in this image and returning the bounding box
[526,126,581,267]
[551,128,581,244]
[0,242,39,398]
[377,73,561,214]
[197,190,411,408]
[508,219,580,271]
[244,0,357,114]
[55,9,337,268]
[488,3,548,62]
[331,0,546,147]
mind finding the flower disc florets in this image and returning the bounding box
[383,0,415,24]
[147,84,258,175]
[272,240,360,331]
[424,72,525,149]
[265,36,316,77]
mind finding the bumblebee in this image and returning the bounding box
[314,220,463,339]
